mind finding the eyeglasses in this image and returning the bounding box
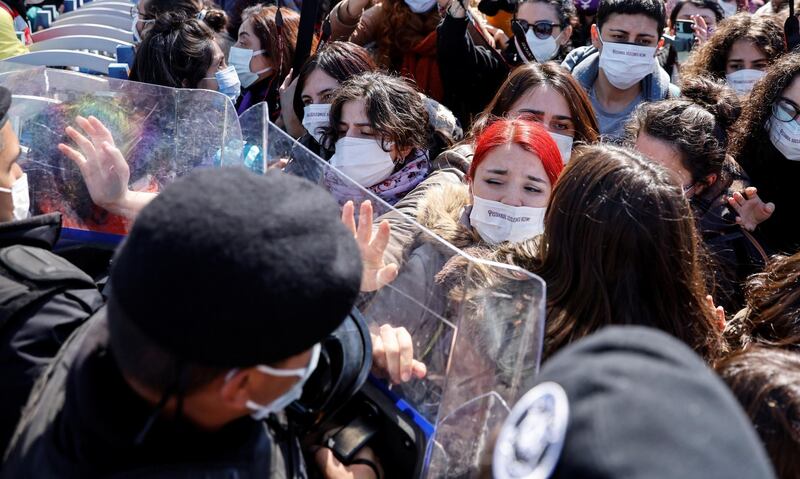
[514,19,561,39]
[773,98,800,123]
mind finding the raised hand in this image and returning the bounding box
[58,115,155,218]
[341,200,399,292]
[726,186,775,232]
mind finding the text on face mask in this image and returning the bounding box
[610,48,648,58]
[778,129,800,144]
[488,209,532,222]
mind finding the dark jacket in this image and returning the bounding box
[437,14,528,129]
[738,143,800,256]
[0,213,104,454]
[2,310,306,479]
[691,159,768,312]
[236,75,281,122]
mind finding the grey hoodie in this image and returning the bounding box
[562,45,680,139]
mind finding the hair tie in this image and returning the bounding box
[196,9,208,20]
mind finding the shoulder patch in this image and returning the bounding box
[0,245,94,286]
[493,381,569,479]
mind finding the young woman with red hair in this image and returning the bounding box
[344,117,564,295]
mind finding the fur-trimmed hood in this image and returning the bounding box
[410,182,541,293]
[414,182,480,251]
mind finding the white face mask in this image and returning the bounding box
[768,117,800,161]
[726,69,764,96]
[521,28,562,63]
[302,103,331,144]
[330,137,396,187]
[548,131,573,164]
[718,0,737,17]
[204,65,241,102]
[229,46,272,88]
[404,0,436,13]
[231,343,321,421]
[469,195,546,244]
[597,34,656,90]
[0,173,30,221]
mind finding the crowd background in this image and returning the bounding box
[0,0,799,476]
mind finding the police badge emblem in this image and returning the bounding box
[492,382,569,479]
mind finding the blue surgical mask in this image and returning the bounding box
[205,65,241,102]
[131,13,155,44]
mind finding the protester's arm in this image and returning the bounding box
[328,0,374,41]
[437,1,506,77]
[58,116,155,218]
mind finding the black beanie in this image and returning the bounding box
[108,168,363,368]
[493,326,777,479]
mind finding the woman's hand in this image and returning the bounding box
[58,115,154,218]
[279,69,305,139]
[726,186,775,232]
[691,15,710,46]
[341,200,399,292]
[371,324,427,384]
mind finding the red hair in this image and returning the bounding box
[468,119,564,188]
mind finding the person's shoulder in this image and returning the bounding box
[560,45,597,72]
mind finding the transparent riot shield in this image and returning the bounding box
[0,67,243,240]
[240,103,546,478]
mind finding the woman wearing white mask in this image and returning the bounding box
[729,54,800,255]
[438,0,576,127]
[321,72,438,206]
[231,5,305,122]
[290,42,376,157]
[130,14,241,102]
[682,12,785,96]
[328,0,454,102]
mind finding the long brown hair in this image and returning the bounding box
[378,0,440,69]
[682,12,785,81]
[533,145,725,361]
[242,5,311,82]
[717,346,800,479]
[731,253,800,351]
[471,62,599,145]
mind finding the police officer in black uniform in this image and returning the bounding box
[0,87,104,453]
[1,168,378,478]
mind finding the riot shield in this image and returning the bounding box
[0,67,243,240]
[240,103,546,478]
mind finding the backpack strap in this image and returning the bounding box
[0,245,96,331]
